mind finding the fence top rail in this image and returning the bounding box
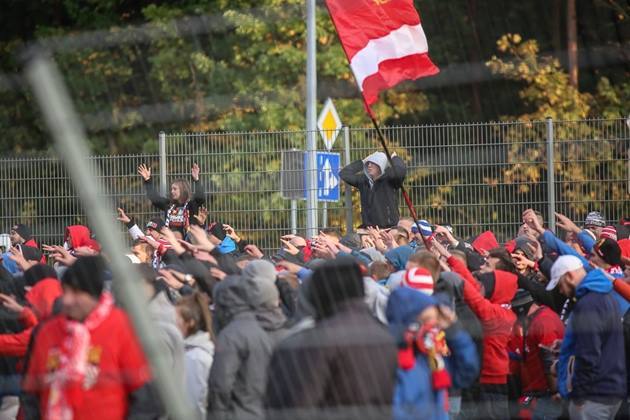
[160,117,628,137]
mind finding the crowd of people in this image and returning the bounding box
[0,154,628,420]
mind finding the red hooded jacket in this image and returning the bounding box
[0,278,62,357]
[65,225,91,250]
[448,256,517,385]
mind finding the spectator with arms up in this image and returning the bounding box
[340,151,406,228]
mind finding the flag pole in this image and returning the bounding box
[366,106,432,250]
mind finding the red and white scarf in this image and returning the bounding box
[47,292,114,420]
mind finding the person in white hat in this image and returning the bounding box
[551,255,626,419]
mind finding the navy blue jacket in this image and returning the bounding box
[558,268,627,401]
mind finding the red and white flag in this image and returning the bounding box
[325,0,439,114]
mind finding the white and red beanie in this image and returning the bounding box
[403,267,434,295]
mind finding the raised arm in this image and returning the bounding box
[138,164,170,210]
[385,155,407,188]
[339,160,366,188]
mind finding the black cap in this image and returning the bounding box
[593,238,622,267]
[11,224,31,241]
[145,217,165,231]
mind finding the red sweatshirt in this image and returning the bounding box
[448,256,517,385]
[0,278,62,357]
[23,308,151,420]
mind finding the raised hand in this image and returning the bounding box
[210,267,226,281]
[191,163,200,181]
[137,164,151,181]
[281,234,307,248]
[511,252,536,270]
[0,294,23,313]
[194,206,209,225]
[188,225,215,252]
[223,224,240,242]
[42,244,77,267]
[244,244,264,259]
[554,212,580,234]
[160,227,186,255]
[280,238,300,256]
[117,208,131,224]
[8,246,36,272]
[522,209,544,235]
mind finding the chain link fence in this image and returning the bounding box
[0,118,628,250]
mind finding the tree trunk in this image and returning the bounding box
[567,0,578,88]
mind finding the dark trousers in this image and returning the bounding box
[480,383,510,420]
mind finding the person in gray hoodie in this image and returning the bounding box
[140,264,186,390]
[241,260,289,344]
[339,150,407,228]
[207,275,274,420]
[175,292,215,419]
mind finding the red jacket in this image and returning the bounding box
[0,278,62,357]
[65,225,91,250]
[23,308,151,420]
[448,256,517,385]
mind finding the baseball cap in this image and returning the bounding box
[145,217,165,231]
[547,255,583,291]
[593,238,622,267]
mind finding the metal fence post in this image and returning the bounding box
[546,117,556,233]
[158,131,167,196]
[343,126,353,233]
[26,52,194,420]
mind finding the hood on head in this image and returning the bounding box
[65,225,91,250]
[386,287,436,346]
[385,245,414,271]
[241,260,279,310]
[309,256,364,319]
[363,151,389,180]
[576,268,612,298]
[514,236,536,260]
[25,278,62,320]
[213,275,252,328]
[489,270,518,305]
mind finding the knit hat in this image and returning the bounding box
[600,226,618,241]
[145,217,165,231]
[411,220,433,237]
[241,260,279,309]
[11,224,31,241]
[384,245,415,271]
[62,256,106,298]
[585,211,606,228]
[593,238,622,267]
[403,267,434,295]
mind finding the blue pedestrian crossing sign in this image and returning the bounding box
[304,152,340,202]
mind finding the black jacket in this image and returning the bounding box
[265,257,397,420]
[339,156,406,228]
[144,178,205,234]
